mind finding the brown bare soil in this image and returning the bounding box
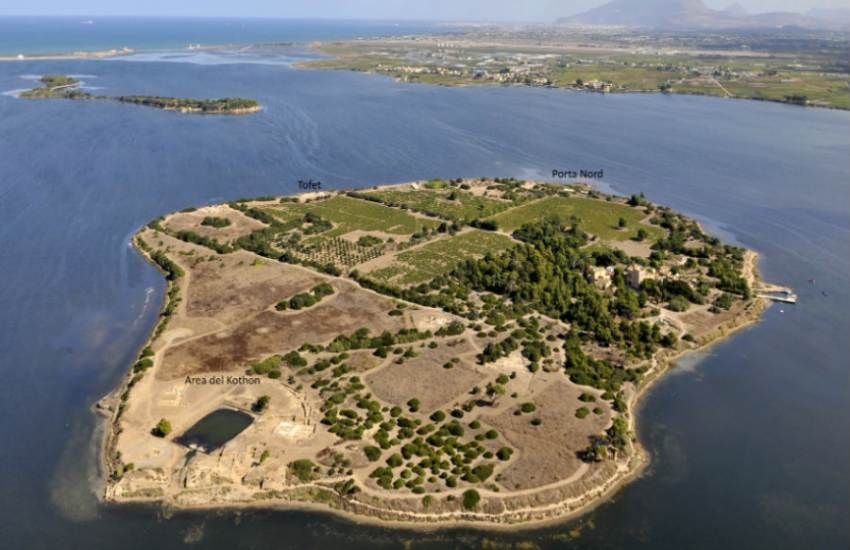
[184,251,325,325]
[161,281,403,379]
[485,380,611,490]
[366,339,485,411]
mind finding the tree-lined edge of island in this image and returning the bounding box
[19,75,261,115]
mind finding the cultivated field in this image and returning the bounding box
[264,195,439,238]
[487,195,665,241]
[362,187,514,222]
[365,229,516,285]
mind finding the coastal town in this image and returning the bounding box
[303,27,850,108]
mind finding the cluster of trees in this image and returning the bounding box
[200,216,231,228]
[135,238,183,341]
[137,237,184,281]
[324,327,433,354]
[708,258,750,297]
[435,320,465,337]
[288,459,318,482]
[356,234,383,247]
[275,282,335,311]
[365,416,503,493]
[174,229,231,254]
[563,334,645,393]
[478,334,519,364]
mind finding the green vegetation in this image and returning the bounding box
[251,355,283,378]
[309,36,850,111]
[20,74,260,113]
[252,395,271,413]
[487,196,663,241]
[201,216,232,228]
[266,195,438,238]
[462,489,481,510]
[151,418,172,437]
[19,74,80,97]
[356,234,383,247]
[356,187,513,223]
[369,230,516,286]
[115,96,259,113]
[519,402,536,414]
[276,282,335,311]
[363,446,382,461]
[289,459,319,482]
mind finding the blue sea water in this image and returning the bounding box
[0,16,440,55]
[0,21,848,550]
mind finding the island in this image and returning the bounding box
[19,75,261,114]
[97,178,785,526]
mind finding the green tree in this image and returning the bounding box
[462,489,481,510]
[151,418,172,437]
[252,395,271,412]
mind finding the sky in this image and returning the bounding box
[1,0,847,20]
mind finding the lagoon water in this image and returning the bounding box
[0,32,848,549]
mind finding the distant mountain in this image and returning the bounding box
[556,0,844,30]
[721,3,748,17]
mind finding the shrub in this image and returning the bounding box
[200,216,232,228]
[289,459,317,482]
[430,410,446,422]
[462,489,481,510]
[575,407,590,419]
[283,351,307,367]
[357,235,383,247]
[519,402,536,413]
[363,446,381,462]
[151,418,172,437]
[252,395,271,412]
[668,295,690,312]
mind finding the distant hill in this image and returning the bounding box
[556,0,846,30]
[721,3,748,17]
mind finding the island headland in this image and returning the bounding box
[97,178,782,527]
[19,74,261,114]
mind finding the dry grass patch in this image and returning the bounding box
[159,282,404,379]
[164,205,267,242]
[183,250,326,325]
[484,380,611,490]
[365,339,484,412]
